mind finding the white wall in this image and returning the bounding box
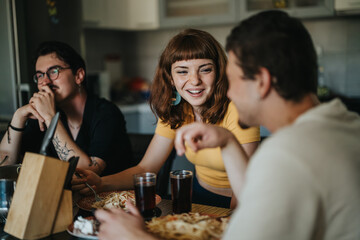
[304,18,360,97]
[85,17,360,97]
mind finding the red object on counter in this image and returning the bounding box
[128,77,149,92]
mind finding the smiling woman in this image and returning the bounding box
[148,29,260,208]
[71,29,260,210]
[171,59,215,114]
[150,29,229,130]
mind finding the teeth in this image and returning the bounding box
[188,90,201,94]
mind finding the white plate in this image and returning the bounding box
[66,229,98,239]
[67,216,98,239]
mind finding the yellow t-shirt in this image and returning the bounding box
[155,102,260,188]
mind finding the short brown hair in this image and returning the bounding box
[150,29,229,129]
[226,11,317,102]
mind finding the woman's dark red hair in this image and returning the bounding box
[150,28,229,129]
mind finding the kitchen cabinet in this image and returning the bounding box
[239,0,334,19]
[82,0,335,31]
[82,0,159,30]
[159,0,237,28]
[159,0,333,29]
[334,0,360,15]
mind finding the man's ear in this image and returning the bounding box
[256,67,272,99]
[75,68,85,85]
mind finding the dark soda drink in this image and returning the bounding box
[171,170,193,214]
[134,181,156,218]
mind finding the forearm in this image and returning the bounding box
[99,134,174,191]
[100,164,148,192]
[52,121,103,174]
[242,141,259,159]
[0,115,29,164]
[221,135,249,198]
[0,130,21,165]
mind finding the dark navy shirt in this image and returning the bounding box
[21,95,134,176]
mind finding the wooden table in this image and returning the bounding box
[0,200,232,239]
[157,199,232,217]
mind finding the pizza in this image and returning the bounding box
[146,212,229,240]
[91,191,135,210]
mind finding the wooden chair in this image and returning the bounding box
[128,133,176,198]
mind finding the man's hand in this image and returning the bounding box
[175,123,250,198]
[174,122,234,156]
[29,85,56,127]
[95,201,157,240]
[13,104,46,131]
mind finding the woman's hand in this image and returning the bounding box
[95,200,157,240]
[29,85,56,127]
[72,168,102,195]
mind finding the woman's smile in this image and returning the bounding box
[171,58,215,108]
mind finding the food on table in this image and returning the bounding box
[146,212,229,240]
[91,191,135,210]
[73,216,99,236]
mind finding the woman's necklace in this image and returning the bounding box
[68,121,82,130]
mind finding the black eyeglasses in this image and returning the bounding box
[33,66,71,83]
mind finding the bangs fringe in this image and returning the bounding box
[170,36,216,63]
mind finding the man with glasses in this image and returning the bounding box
[0,41,134,177]
[34,66,71,86]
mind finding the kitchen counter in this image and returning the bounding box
[117,102,152,114]
[117,103,273,137]
[117,102,157,134]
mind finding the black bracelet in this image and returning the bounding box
[7,122,26,144]
[8,122,26,132]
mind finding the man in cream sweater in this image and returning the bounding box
[95,10,360,240]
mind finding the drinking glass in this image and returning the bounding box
[170,170,193,214]
[133,172,156,219]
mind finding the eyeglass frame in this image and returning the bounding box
[33,65,72,84]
